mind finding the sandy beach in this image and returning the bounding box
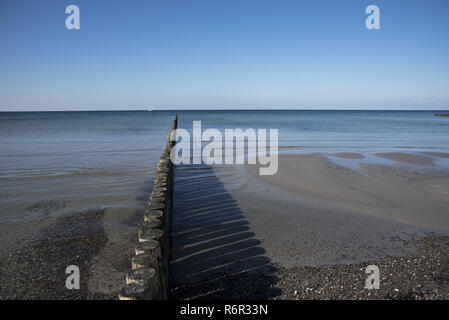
[218,152,449,298]
[168,152,449,299]
[246,153,449,231]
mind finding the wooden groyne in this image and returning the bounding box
[119,115,177,300]
[434,113,449,117]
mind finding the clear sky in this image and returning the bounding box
[0,0,448,111]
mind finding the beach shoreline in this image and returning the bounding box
[1,110,449,300]
[2,153,449,299]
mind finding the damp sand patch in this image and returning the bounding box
[376,152,435,166]
[420,152,449,159]
[333,152,365,159]
[0,208,113,300]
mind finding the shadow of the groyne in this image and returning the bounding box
[169,164,280,300]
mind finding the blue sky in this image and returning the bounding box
[0,0,448,111]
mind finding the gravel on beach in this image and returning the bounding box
[275,234,449,300]
[0,209,115,300]
[1,216,448,300]
[170,234,449,300]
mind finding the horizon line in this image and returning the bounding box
[1,108,449,112]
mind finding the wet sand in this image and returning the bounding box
[0,209,112,299]
[420,152,449,158]
[0,202,143,299]
[229,153,449,299]
[227,152,449,268]
[169,164,280,300]
[376,152,436,166]
[333,152,365,159]
[245,154,449,231]
[3,151,449,299]
[169,154,449,299]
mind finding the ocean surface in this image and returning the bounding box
[1,110,449,225]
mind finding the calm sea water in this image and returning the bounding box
[176,110,449,151]
[1,110,448,224]
[0,111,176,223]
